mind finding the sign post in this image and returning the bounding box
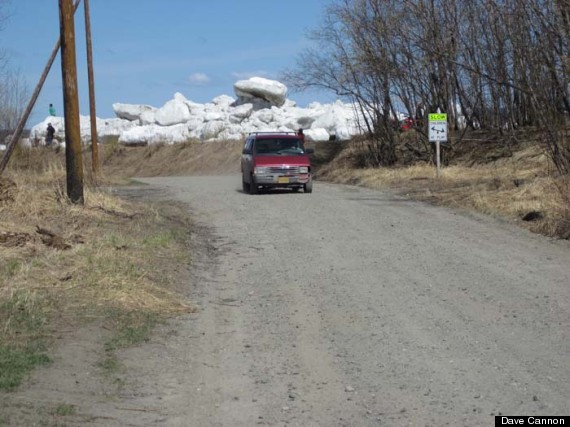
[428,113,448,178]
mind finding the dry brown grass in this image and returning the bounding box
[1,147,194,353]
[102,139,243,178]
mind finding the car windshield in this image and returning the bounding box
[254,138,305,155]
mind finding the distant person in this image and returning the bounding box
[297,128,305,143]
[49,104,56,116]
[46,123,55,146]
[415,103,425,127]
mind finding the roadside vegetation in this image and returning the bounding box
[0,146,193,391]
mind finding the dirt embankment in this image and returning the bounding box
[102,140,243,178]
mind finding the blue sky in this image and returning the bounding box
[1,0,335,125]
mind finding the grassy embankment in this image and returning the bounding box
[0,145,193,391]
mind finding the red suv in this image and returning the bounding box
[241,132,314,194]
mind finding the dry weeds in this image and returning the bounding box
[102,139,243,179]
[0,147,194,355]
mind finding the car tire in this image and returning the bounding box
[304,178,313,193]
[242,177,249,193]
[249,177,258,195]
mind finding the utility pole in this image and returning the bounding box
[59,0,84,204]
[84,0,99,174]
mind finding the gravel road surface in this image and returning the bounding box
[104,176,569,426]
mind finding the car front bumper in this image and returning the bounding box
[254,173,310,186]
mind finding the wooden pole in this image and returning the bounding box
[84,0,99,174]
[0,0,81,175]
[59,0,84,204]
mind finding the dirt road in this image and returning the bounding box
[6,175,568,426]
[97,175,567,426]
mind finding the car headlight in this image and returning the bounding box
[254,167,268,175]
[299,166,309,174]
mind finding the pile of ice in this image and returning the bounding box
[30,77,365,146]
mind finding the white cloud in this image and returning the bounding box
[188,72,211,85]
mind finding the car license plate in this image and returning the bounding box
[278,177,290,184]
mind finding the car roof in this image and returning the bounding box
[250,132,298,139]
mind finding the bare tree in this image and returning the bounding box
[284,0,408,166]
[284,0,570,171]
[0,0,10,70]
[0,68,28,133]
[0,0,29,143]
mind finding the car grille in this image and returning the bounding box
[266,166,301,175]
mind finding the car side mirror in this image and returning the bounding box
[305,148,314,154]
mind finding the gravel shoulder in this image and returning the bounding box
[3,175,568,426]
